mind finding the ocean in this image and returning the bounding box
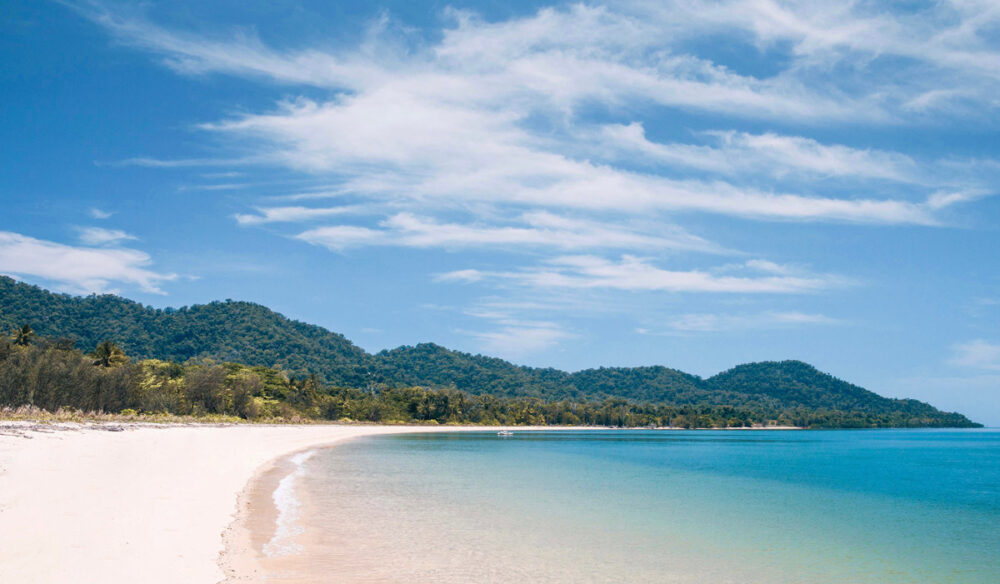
[261,429,1000,583]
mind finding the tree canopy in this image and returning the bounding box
[0,276,980,428]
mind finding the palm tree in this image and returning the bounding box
[90,340,129,367]
[12,323,34,346]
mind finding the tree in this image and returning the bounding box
[12,323,34,346]
[90,340,129,368]
[183,363,227,414]
[230,371,263,419]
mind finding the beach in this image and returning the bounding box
[238,428,998,584]
[0,422,468,584]
[3,425,997,584]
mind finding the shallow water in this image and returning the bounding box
[269,429,1000,583]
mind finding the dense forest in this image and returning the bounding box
[0,276,980,428]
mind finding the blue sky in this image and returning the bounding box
[2,0,999,423]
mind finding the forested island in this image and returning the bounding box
[0,276,980,428]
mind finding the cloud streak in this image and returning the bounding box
[639,310,841,333]
[950,340,1000,371]
[462,319,574,356]
[64,1,1000,358]
[598,124,921,182]
[439,255,847,294]
[297,211,722,252]
[0,231,176,294]
[234,205,363,226]
[75,0,996,240]
[76,226,138,246]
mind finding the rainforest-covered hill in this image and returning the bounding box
[0,276,979,427]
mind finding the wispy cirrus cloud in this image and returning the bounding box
[638,310,841,334]
[440,300,578,357]
[99,156,258,168]
[64,0,1000,358]
[75,1,1000,113]
[438,255,847,294]
[639,0,1000,84]
[76,226,137,246]
[597,124,920,182]
[0,231,176,294]
[234,205,364,226]
[462,319,574,356]
[211,97,942,224]
[74,0,997,238]
[297,211,722,252]
[950,340,1000,371]
[77,3,860,120]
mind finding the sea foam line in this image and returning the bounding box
[262,449,316,557]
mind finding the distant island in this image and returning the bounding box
[0,276,980,428]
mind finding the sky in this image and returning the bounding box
[1,0,999,424]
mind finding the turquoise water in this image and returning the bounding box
[285,430,999,583]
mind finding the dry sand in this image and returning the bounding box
[0,422,466,584]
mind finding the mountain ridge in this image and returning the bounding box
[0,276,978,427]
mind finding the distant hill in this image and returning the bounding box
[0,276,372,386]
[0,276,979,427]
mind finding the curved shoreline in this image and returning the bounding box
[217,427,441,583]
[218,425,589,582]
[0,423,487,584]
[0,423,606,583]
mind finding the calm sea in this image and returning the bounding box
[266,429,999,583]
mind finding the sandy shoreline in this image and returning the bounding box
[216,425,500,583]
[0,422,799,583]
[0,422,487,584]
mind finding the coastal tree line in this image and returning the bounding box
[0,328,976,428]
[0,277,982,430]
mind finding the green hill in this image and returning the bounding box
[374,343,572,398]
[0,275,979,427]
[705,361,970,426]
[0,276,372,386]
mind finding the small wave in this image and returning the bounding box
[262,449,316,557]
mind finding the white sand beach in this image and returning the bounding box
[0,423,458,584]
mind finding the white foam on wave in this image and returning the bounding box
[262,449,316,557]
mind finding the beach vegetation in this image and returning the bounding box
[0,336,981,428]
[12,323,34,346]
[0,277,982,428]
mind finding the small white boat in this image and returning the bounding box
[497,430,514,437]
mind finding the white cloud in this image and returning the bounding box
[70,0,1000,326]
[950,340,1000,371]
[88,207,113,219]
[178,182,250,192]
[925,188,994,210]
[436,269,485,284]
[107,156,252,168]
[0,231,176,294]
[206,96,940,225]
[82,3,860,120]
[629,1,1000,84]
[464,319,574,356]
[598,124,920,182]
[453,296,575,355]
[641,310,841,333]
[296,211,721,252]
[76,226,138,246]
[234,205,362,226]
[76,1,990,235]
[439,255,847,294]
[81,1,1000,121]
[295,225,384,250]
[201,171,244,179]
